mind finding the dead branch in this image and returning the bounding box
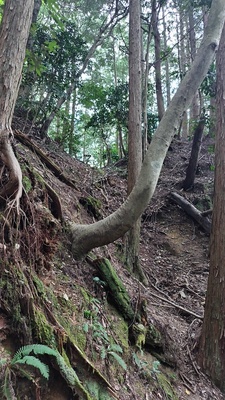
[170,191,211,234]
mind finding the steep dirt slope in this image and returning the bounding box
[1,120,222,400]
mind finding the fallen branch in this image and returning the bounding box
[149,286,203,320]
[170,191,211,234]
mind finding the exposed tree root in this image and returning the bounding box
[14,130,79,190]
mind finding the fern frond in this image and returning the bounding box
[12,344,58,364]
[108,351,127,370]
[108,344,123,353]
[15,356,49,379]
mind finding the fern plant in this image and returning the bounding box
[83,299,127,371]
[0,344,92,400]
[0,344,56,399]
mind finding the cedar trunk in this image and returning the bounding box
[126,0,146,283]
[0,0,34,211]
[198,22,225,392]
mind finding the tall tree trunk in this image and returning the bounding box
[162,5,170,107]
[152,0,165,121]
[0,0,34,212]
[188,5,200,123]
[198,22,225,393]
[70,0,225,260]
[125,0,147,284]
[178,4,188,138]
[17,0,41,103]
[69,89,76,156]
[142,15,153,153]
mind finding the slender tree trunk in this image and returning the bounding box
[125,0,147,284]
[162,5,170,107]
[182,115,205,190]
[69,89,76,156]
[198,22,225,393]
[0,0,34,212]
[178,4,188,138]
[17,0,41,103]
[188,5,200,122]
[142,15,153,153]
[70,0,225,260]
[152,0,165,121]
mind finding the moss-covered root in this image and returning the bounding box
[92,258,134,322]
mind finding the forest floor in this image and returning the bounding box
[6,118,224,400]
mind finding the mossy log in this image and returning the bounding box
[90,257,164,350]
[91,257,135,322]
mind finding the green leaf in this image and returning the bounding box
[108,352,127,370]
[15,356,49,380]
[100,347,106,360]
[108,344,123,354]
[12,344,58,363]
[83,322,89,333]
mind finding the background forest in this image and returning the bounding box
[1,0,225,399]
[17,0,214,166]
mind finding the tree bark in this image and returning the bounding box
[0,0,34,211]
[142,15,153,152]
[152,0,165,121]
[70,0,225,260]
[198,21,225,393]
[125,0,146,282]
[182,115,205,190]
[188,5,200,123]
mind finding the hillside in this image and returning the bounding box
[0,120,223,400]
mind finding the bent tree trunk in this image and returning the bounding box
[0,0,34,211]
[70,0,225,260]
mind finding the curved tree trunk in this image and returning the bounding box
[70,0,225,260]
[0,0,34,211]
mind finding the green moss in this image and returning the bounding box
[94,258,134,322]
[33,307,56,347]
[85,379,114,400]
[80,286,91,303]
[79,196,102,219]
[73,326,87,351]
[32,273,49,302]
[132,323,147,350]
[110,310,129,352]
[22,175,32,193]
[146,323,163,347]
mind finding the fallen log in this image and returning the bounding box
[170,191,211,234]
